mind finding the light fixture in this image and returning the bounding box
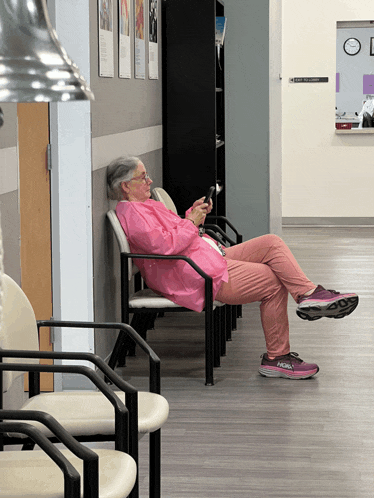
[0,0,94,102]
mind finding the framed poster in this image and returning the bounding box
[148,0,158,79]
[98,0,114,77]
[135,0,145,79]
[119,0,131,78]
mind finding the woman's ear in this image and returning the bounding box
[120,181,130,198]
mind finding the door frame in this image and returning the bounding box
[18,102,54,392]
[48,0,94,391]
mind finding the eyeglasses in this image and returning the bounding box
[128,172,151,183]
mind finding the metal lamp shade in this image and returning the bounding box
[0,0,94,102]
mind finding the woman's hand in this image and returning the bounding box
[192,197,205,209]
[187,200,209,226]
[192,197,213,213]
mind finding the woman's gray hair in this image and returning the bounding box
[106,156,140,200]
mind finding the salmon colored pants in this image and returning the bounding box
[215,234,315,358]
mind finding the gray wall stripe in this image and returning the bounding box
[92,126,163,171]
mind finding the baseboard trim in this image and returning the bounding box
[282,217,374,227]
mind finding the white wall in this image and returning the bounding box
[282,0,374,219]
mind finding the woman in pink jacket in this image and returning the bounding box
[107,156,359,380]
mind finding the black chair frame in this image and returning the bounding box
[39,320,162,498]
[0,409,101,498]
[108,252,219,386]
[0,341,139,496]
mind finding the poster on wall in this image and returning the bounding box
[134,0,146,79]
[119,0,131,78]
[98,0,114,77]
[148,0,158,79]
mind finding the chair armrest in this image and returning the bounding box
[203,229,222,244]
[37,321,160,395]
[125,253,212,283]
[0,418,82,498]
[0,362,130,453]
[205,215,243,243]
[124,253,213,319]
[203,224,236,246]
[0,409,99,461]
[1,343,138,396]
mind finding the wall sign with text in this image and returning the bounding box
[289,77,329,83]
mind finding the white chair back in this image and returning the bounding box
[107,210,137,280]
[1,274,39,392]
[151,187,178,214]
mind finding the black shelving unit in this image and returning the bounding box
[162,0,226,216]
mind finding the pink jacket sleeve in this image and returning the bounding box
[117,200,199,256]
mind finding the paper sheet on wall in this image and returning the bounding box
[148,0,158,79]
[119,0,131,78]
[135,0,145,79]
[98,0,114,77]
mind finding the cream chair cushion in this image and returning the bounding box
[0,448,136,498]
[20,391,169,436]
[130,288,222,309]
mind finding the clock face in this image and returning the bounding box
[344,38,361,56]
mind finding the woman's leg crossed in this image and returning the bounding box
[224,234,315,302]
[216,259,290,357]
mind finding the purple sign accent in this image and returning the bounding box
[336,73,339,93]
[363,74,374,94]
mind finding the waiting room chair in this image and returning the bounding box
[0,408,136,497]
[0,273,169,498]
[106,209,226,386]
[151,186,243,328]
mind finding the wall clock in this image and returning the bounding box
[343,38,361,56]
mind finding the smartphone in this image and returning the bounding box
[204,186,215,204]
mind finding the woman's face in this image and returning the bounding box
[121,161,153,202]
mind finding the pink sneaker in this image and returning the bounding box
[258,352,319,379]
[297,285,358,321]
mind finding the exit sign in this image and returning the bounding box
[290,77,329,83]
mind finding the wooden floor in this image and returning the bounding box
[116,227,374,497]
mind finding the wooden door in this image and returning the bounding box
[18,103,53,392]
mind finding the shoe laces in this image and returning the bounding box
[282,352,303,371]
[315,285,340,295]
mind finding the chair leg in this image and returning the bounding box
[107,315,143,373]
[149,430,161,498]
[232,305,237,331]
[237,305,242,318]
[120,313,152,361]
[107,329,128,372]
[125,315,144,357]
[122,313,157,363]
[213,309,221,368]
[22,441,36,450]
[205,307,214,386]
[220,307,227,356]
[226,305,232,341]
[145,312,158,333]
